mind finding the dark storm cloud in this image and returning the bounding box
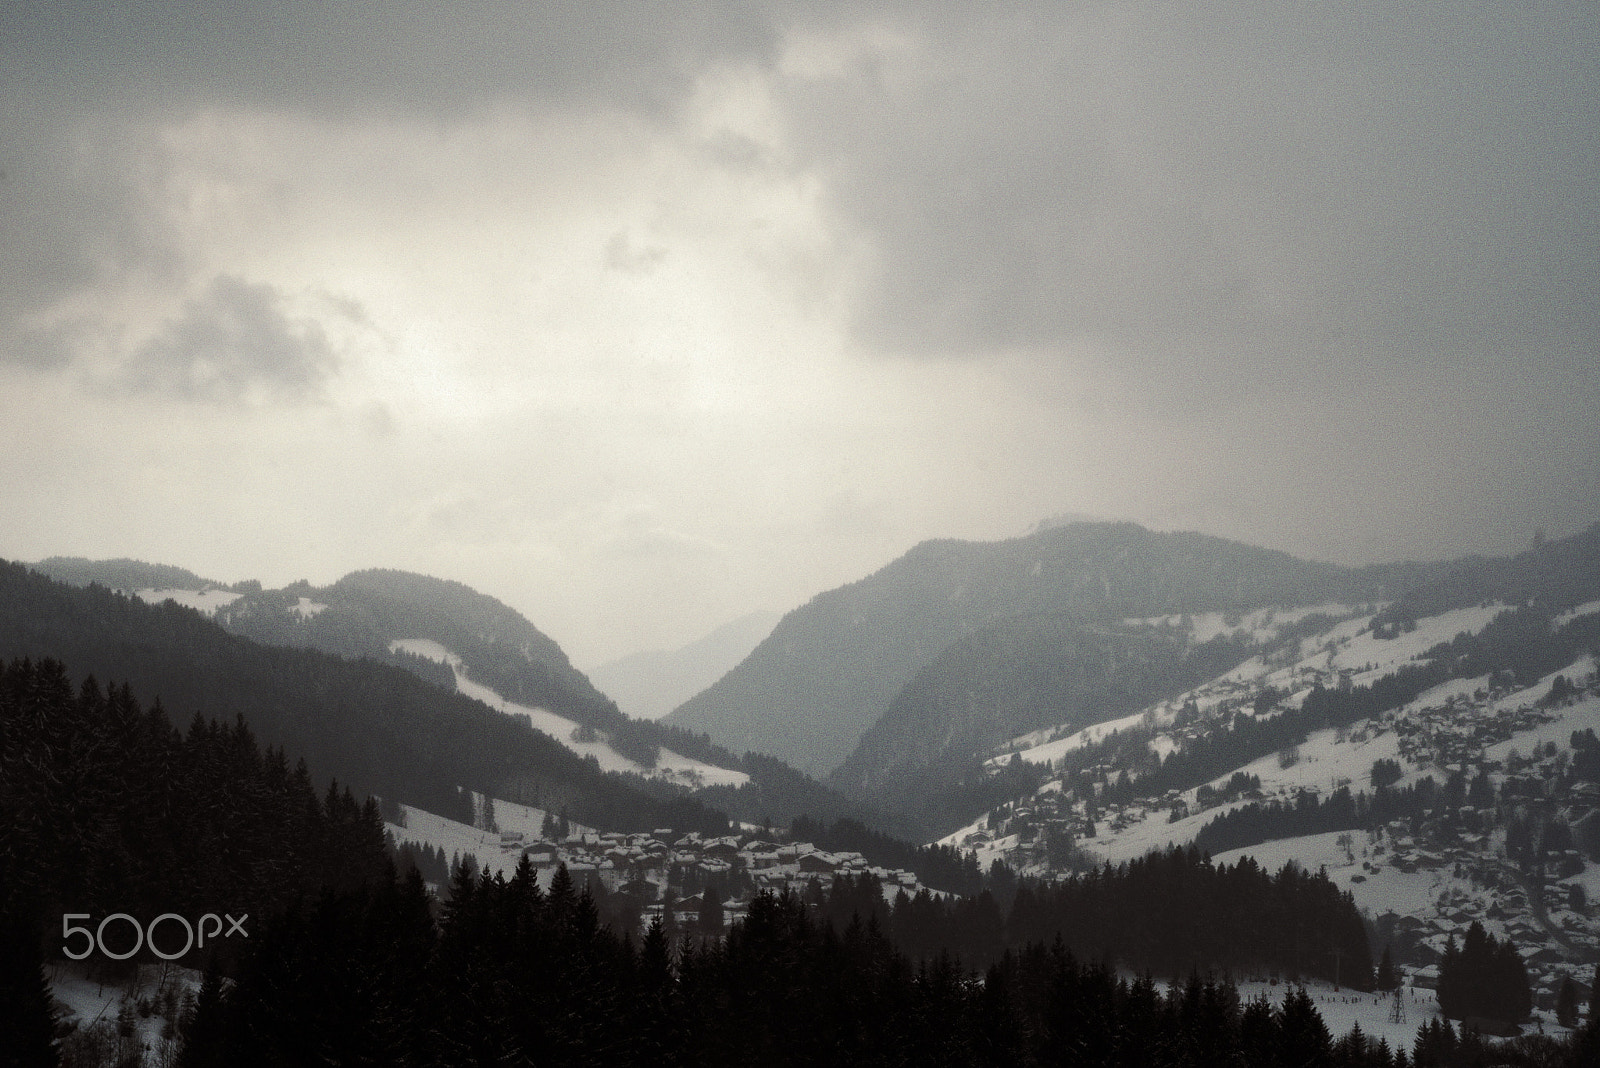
[7,1,1593,377]
[797,4,1596,368]
[0,0,779,116]
[2,0,1595,559]
[120,274,339,403]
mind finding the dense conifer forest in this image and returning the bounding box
[179,861,1599,1067]
[0,658,393,957]
[6,656,1600,1065]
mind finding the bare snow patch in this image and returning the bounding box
[389,637,462,668]
[133,587,242,615]
[1554,600,1600,629]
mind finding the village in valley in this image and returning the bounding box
[390,802,928,936]
[941,601,1600,1019]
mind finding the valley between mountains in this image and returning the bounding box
[9,519,1600,1058]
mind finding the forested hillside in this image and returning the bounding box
[830,614,1264,833]
[665,522,1419,777]
[0,563,728,834]
[213,567,629,733]
[31,557,225,592]
[22,557,916,841]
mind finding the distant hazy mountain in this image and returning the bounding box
[589,611,781,720]
[663,522,1413,779]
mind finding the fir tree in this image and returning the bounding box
[0,916,60,1068]
[176,965,229,1068]
[1556,974,1580,1028]
[1279,984,1332,1067]
[1376,944,1398,991]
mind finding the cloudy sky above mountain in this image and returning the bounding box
[3,1,1596,667]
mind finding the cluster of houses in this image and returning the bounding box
[963,651,1600,1012]
[488,827,924,930]
[1352,674,1600,1012]
[1390,690,1559,773]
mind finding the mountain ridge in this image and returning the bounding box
[663,521,1409,778]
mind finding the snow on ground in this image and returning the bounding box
[1235,725,1406,797]
[1554,600,1600,629]
[1086,802,1230,865]
[1221,605,1509,699]
[1081,657,1600,874]
[1557,865,1600,914]
[1213,830,1445,918]
[49,968,126,1031]
[1328,604,1509,681]
[389,639,750,789]
[989,606,1415,773]
[133,587,241,615]
[1124,605,1365,648]
[1395,675,1493,716]
[290,596,327,619]
[1231,977,1435,1056]
[47,960,197,1062]
[389,800,582,884]
[1154,956,1574,1055]
[990,709,1153,769]
[1483,684,1600,764]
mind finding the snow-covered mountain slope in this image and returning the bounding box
[390,638,749,789]
[669,521,1387,779]
[946,597,1600,1012]
[985,602,1508,773]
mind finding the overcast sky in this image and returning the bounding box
[3,1,1596,669]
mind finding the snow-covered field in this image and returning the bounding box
[1213,830,1446,921]
[988,708,1153,769]
[1328,605,1510,682]
[389,798,585,885]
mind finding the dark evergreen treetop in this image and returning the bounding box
[0,657,391,961]
[1436,921,1533,1024]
